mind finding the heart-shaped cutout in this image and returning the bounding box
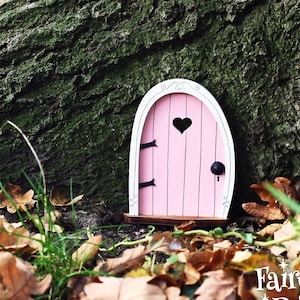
[173,117,192,133]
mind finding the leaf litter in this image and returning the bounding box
[1,179,300,299]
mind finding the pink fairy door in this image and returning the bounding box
[128,79,235,221]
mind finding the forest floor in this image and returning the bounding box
[0,181,299,300]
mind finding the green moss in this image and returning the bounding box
[0,0,299,214]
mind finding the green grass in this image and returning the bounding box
[0,120,108,299]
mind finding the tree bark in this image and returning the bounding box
[0,0,299,216]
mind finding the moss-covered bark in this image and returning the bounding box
[0,0,299,215]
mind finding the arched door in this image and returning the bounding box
[129,79,235,219]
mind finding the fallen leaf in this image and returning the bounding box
[0,252,51,300]
[245,177,298,220]
[67,275,93,300]
[271,217,300,259]
[213,240,232,251]
[251,177,294,205]
[50,185,83,207]
[165,286,189,300]
[0,216,43,253]
[194,269,238,300]
[230,251,252,263]
[151,262,185,281]
[149,231,183,254]
[0,184,36,213]
[242,202,285,220]
[184,262,201,284]
[228,253,278,272]
[174,221,195,232]
[72,235,102,266]
[190,234,219,250]
[237,271,261,300]
[80,276,165,300]
[30,211,64,233]
[125,267,150,277]
[149,276,189,299]
[188,249,235,275]
[257,223,282,237]
[103,245,147,275]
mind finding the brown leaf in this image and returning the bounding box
[188,249,235,274]
[230,251,252,264]
[271,216,300,259]
[50,185,83,207]
[187,249,214,273]
[149,231,183,254]
[242,202,285,220]
[0,184,36,213]
[190,235,216,250]
[174,221,195,232]
[250,182,277,206]
[0,252,51,300]
[194,269,238,300]
[149,276,189,299]
[151,262,185,282]
[80,276,166,300]
[148,274,179,288]
[0,216,42,253]
[67,275,93,300]
[184,262,201,285]
[257,223,282,237]
[213,240,232,251]
[250,177,298,211]
[30,211,64,233]
[72,235,102,266]
[165,286,189,300]
[237,271,260,300]
[104,245,147,275]
[228,252,278,272]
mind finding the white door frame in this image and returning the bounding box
[128,78,235,218]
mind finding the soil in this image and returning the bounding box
[0,193,263,259]
[0,198,173,258]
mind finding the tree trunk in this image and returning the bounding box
[0,0,299,216]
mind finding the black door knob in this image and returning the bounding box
[210,161,225,175]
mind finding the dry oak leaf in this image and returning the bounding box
[165,286,189,300]
[244,177,298,220]
[67,275,93,300]
[174,220,196,232]
[80,276,166,300]
[151,262,185,282]
[72,235,102,266]
[251,177,294,206]
[102,245,147,275]
[184,262,201,285]
[194,269,238,300]
[188,249,235,274]
[80,275,188,300]
[257,223,283,237]
[242,202,285,220]
[149,276,189,300]
[149,231,183,254]
[270,216,300,259]
[0,216,43,253]
[0,252,51,300]
[30,210,63,233]
[213,239,233,251]
[50,185,83,207]
[0,183,36,213]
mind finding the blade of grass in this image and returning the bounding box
[0,120,46,196]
